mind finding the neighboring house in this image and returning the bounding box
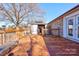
[47,5,79,42]
[30,20,46,35]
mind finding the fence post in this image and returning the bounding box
[1,34,3,45]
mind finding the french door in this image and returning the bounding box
[67,17,75,39]
[67,15,79,40]
[76,15,79,40]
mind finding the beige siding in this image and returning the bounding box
[47,17,63,36]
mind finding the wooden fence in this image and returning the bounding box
[0,32,18,46]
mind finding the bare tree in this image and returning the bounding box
[27,3,45,25]
[0,3,45,45]
[0,4,28,28]
[0,3,45,29]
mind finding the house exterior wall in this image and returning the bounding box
[31,25,38,34]
[47,5,79,42]
[47,17,63,36]
[63,10,79,42]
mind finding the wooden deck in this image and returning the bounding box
[44,35,79,56]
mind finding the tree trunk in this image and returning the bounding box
[15,26,20,44]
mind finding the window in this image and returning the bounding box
[68,19,73,25]
[68,19,73,36]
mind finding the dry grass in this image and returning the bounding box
[6,34,49,56]
[31,35,49,56]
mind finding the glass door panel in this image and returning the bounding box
[78,26,79,38]
[68,19,73,36]
[75,16,79,40]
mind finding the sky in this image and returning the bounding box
[39,3,78,23]
[0,3,78,27]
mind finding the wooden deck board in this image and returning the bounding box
[44,36,79,56]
